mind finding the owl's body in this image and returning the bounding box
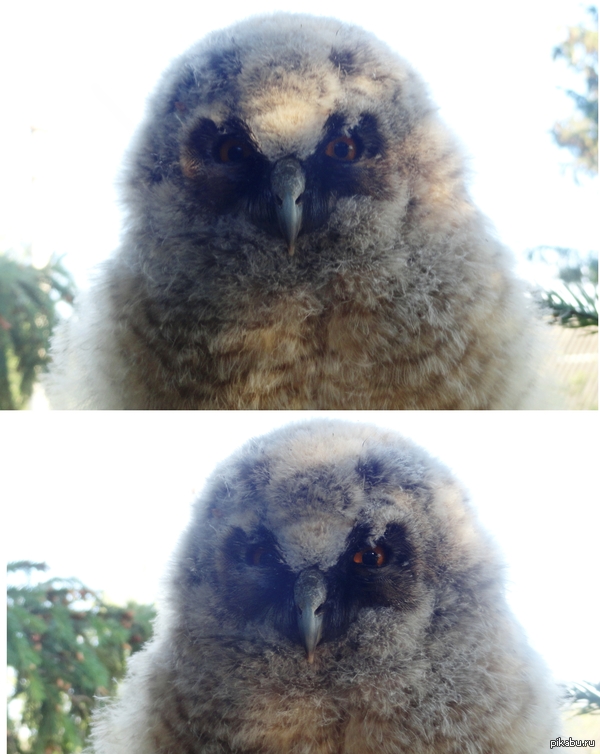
[46,14,543,409]
[89,421,562,753]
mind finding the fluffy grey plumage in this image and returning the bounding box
[47,14,545,409]
[88,420,562,753]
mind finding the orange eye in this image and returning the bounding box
[325,136,358,161]
[218,137,252,163]
[353,545,386,567]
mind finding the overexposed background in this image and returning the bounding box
[1,0,597,289]
[3,410,598,686]
[1,0,597,709]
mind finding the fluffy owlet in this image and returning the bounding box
[46,14,545,409]
[87,420,562,753]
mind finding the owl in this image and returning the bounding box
[88,420,562,753]
[46,14,545,409]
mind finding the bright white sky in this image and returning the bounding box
[0,0,597,287]
[3,411,598,685]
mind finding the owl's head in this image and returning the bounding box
[172,421,500,665]
[125,14,449,271]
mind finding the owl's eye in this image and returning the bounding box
[247,546,281,567]
[325,136,358,161]
[218,137,253,163]
[352,545,387,567]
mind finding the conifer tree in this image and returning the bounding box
[530,7,598,329]
[7,562,155,753]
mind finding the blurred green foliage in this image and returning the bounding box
[7,562,156,754]
[0,252,75,409]
[566,681,600,715]
[552,5,598,178]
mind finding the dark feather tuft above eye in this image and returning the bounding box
[207,48,243,82]
[356,456,389,489]
[329,47,358,75]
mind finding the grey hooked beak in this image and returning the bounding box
[271,158,305,255]
[294,568,326,663]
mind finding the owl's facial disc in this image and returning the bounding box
[293,568,327,663]
[217,521,416,664]
[179,112,389,254]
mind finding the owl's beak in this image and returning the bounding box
[294,568,326,663]
[271,158,305,255]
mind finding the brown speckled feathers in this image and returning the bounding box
[46,14,546,409]
[87,420,563,753]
